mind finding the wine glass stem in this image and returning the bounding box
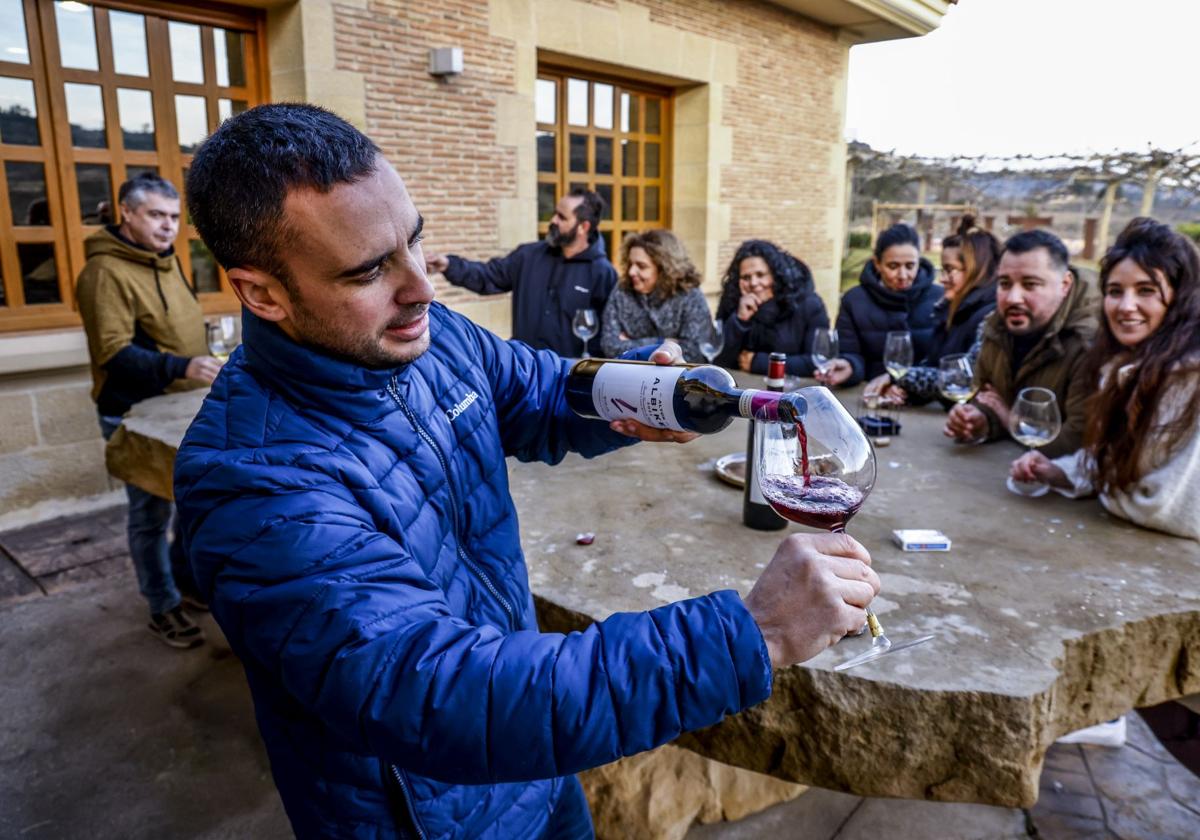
[832,523,885,639]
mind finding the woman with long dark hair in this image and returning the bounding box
[713,240,830,375]
[818,223,943,387]
[1011,217,1200,539]
[869,215,1001,404]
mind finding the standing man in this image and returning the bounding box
[944,229,1098,456]
[177,104,880,839]
[424,188,617,356]
[75,172,221,648]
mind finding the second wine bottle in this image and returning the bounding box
[743,353,788,530]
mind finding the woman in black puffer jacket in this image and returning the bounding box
[818,223,943,387]
[713,240,830,376]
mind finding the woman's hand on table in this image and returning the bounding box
[1010,451,1070,489]
[814,359,852,387]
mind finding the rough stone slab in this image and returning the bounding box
[0,505,126,577]
[105,389,209,500]
[37,555,131,595]
[0,548,41,605]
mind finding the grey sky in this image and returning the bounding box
[846,0,1200,159]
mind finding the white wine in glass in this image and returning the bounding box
[810,329,838,376]
[883,331,913,382]
[937,353,976,404]
[572,308,599,359]
[1005,387,1061,497]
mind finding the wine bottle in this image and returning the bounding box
[743,353,788,530]
[565,358,805,434]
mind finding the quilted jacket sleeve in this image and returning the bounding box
[179,472,772,786]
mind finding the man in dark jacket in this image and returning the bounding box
[75,172,221,648]
[176,104,880,839]
[944,230,1098,456]
[424,188,617,356]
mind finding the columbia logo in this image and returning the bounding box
[446,390,480,421]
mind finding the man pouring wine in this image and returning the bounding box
[174,103,882,840]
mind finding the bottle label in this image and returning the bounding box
[738,390,781,421]
[591,364,686,430]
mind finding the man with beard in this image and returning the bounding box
[944,229,1098,456]
[424,188,617,356]
[175,104,881,839]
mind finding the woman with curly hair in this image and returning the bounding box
[1010,217,1200,539]
[712,240,830,375]
[600,229,714,362]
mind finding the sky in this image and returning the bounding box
[845,0,1200,161]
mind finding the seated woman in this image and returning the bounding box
[818,223,943,387]
[1011,217,1200,540]
[868,215,1001,405]
[712,240,830,376]
[600,229,713,362]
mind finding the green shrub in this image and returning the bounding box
[1177,223,1200,245]
[847,231,871,249]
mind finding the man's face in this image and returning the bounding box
[121,192,180,252]
[273,158,435,368]
[995,248,1072,335]
[546,196,585,249]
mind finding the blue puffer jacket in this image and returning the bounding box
[835,258,943,385]
[174,304,772,839]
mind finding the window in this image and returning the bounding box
[536,68,670,260]
[0,0,264,332]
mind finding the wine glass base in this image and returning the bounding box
[1006,476,1049,497]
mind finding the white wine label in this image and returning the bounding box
[592,364,686,430]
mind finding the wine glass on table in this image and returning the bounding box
[1005,387,1061,497]
[206,322,229,362]
[937,353,975,405]
[883,331,913,386]
[810,328,838,378]
[755,386,934,671]
[572,308,598,359]
[699,318,724,364]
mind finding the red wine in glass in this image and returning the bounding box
[759,473,864,532]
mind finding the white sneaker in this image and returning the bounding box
[1056,715,1126,747]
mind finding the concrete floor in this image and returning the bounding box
[2,508,1198,839]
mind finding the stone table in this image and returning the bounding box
[108,381,1200,809]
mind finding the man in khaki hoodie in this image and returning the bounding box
[75,173,221,649]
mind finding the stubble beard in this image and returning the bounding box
[290,298,431,369]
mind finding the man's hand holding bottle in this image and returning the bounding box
[606,340,701,444]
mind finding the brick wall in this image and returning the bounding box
[332,0,845,315]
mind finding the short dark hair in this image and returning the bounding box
[185,103,380,281]
[1003,229,1069,272]
[567,187,604,243]
[118,172,178,209]
[874,223,920,259]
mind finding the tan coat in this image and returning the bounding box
[972,271,1099,458]
[75,228,208,404]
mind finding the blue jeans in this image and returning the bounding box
[99,415,195,616]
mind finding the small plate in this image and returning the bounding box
[714,452,746,488]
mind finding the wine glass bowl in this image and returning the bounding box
[699,318,724,363]
[572,308,599,358]
[811,329,839,377]
[937,353,975,404]
[1005,386,1061,497]
[883,331,914,383]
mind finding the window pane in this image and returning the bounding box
[569,133,587,173]
[0,76,38,145]
[537,182,555,223]
[645,142,660,178]
[600,230,612,260]
[6,161,49,225]
[535,78,556,124]
[536,130,555,173]
[175,94,207,152]
[214,29,246,88]
[621,140,638,177]
[109,11,148,77]
[217,98,248,123]
[76,163,111,224]
[125,165,157,181]
[64,82,105,148]
[19,242,60,304]
[117,87,154,150]
[0,0,30,64]
[567,78,587,127]
[569,181,586,194]
[168,21,203,84]
[595,183,612,221]
[55,1,98,71]
[644,186,659,222]
[593,83,613,130]
[190,239,219,293]
[645,98,661,134]
[624,95,639,133]
[621,185,638,222]
[594,137,612,175]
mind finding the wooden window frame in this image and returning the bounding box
[0,0,268,333]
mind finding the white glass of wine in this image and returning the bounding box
[883,331,913,383]
[937,353,976,404]
[810,329,838,377]
[699,318,724,364]
[1005,387,1061,497]
[572,308,599,358]
[207,322,229,362]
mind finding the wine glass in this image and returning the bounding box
[206,322,229,362]
[1005,387,1061,497]
[883,331,913,383]
[699,318,724,364]
[810,329,838,377]
[572,308,599,358]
